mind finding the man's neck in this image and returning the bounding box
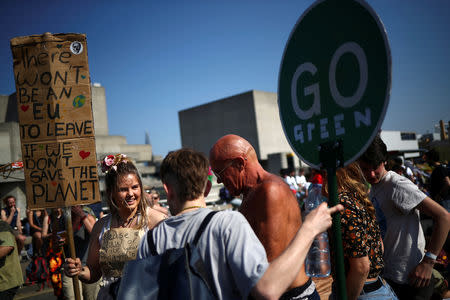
[376,168,388,184]
[242,167,268,200]
[176,197,206,215]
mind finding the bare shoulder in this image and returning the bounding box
[256,173,292,197]
[146,207,167,229]
[250,173,296,207]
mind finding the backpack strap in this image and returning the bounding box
[193,211,219,245]
[147,210,219,255]
[147,229,158,256]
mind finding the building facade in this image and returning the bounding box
[179,90,303,174]
[179,90,425,174]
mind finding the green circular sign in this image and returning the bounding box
[278,0,391,169]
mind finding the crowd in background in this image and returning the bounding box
[1,136,449,300]
[274,145,450,300]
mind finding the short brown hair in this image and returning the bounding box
[359,134,388,168]
[160,149,209,201]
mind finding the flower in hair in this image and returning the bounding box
[101,154,127,173]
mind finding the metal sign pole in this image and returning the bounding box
[320,140,347,300]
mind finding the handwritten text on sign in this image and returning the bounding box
[11,34,94,142]
[11,33,99,209]
[99,229,141,278]
[21,138,99,209]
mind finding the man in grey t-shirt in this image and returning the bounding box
[138,148,342,299]
[358,135,450,300]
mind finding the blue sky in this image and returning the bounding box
[1,0,449,157]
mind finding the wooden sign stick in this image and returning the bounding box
[64,207,81,300]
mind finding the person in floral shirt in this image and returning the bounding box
[324,162,398,300]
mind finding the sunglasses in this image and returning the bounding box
[212,159,235,181]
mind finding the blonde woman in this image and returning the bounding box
[63,154,166,299]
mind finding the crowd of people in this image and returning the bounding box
[1,134,449,300]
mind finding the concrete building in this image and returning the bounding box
[179,90,304,174]
[380,130,421,159]
[179,90,428,174]
[0,84,158,215]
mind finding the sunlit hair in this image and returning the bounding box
[103,155,148,229]
[160,148,209,202]
[323,162,376,220]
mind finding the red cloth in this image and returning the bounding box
[311,173,323,184]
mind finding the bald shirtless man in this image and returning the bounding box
[210,134,319,300]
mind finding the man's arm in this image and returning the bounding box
[0,245,14,258]
[1,208,14,225]
[72,206,96,233]
[15,207,22,233]
[82,214,96,233]
[419,197,450,255]
[251,202,343,299]
[409,197,450,287]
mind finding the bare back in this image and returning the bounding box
[239,172,309,289]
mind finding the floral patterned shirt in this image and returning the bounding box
[330,191,384,279]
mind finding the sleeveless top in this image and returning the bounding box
[98,213,147,287]
[30,211,45,234]
[4,208,18,228]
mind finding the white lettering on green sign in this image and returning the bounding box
[291,42,371,144]
[329,42,368,108]
[291,62,320,120]
[294,109,371,143]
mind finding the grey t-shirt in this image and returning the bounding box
[370,171,426,284]
[137,208,268,299]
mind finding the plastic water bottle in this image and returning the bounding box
[304,184,331,277]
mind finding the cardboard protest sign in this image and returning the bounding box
[22,139,99,208]
[11,33,100,209]
[99,228,142,278]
